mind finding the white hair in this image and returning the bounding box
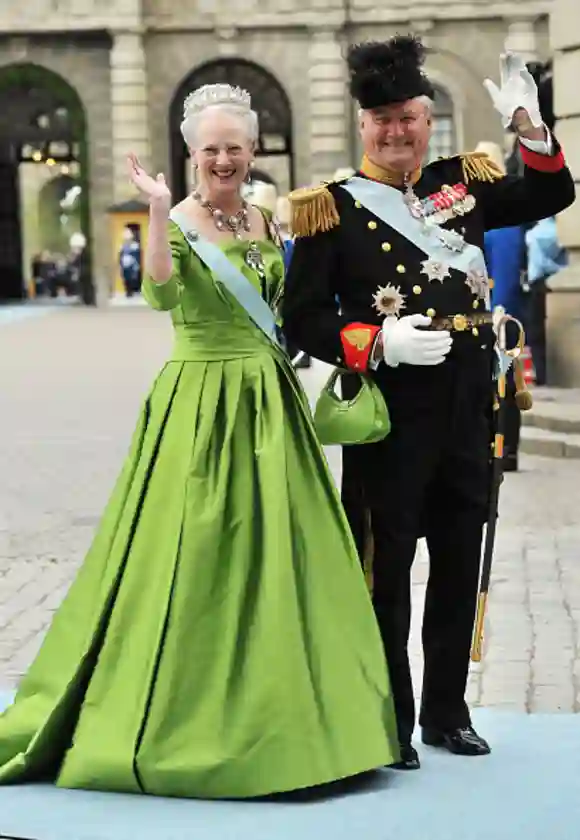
[180,83,259,148]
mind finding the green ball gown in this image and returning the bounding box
[0,220,399,799]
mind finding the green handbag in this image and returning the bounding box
[313,368,391,446]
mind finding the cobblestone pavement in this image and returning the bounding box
[1,304,578,717]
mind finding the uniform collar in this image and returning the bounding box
[359,154,422,187]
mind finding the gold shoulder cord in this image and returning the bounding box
[287,184,340,238]
[458,152,504,184]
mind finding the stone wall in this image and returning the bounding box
[546,0,580,386]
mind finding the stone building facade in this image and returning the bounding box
[0,0,562,306]
[546,0,580,385]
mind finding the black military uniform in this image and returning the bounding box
[283,37,575,767]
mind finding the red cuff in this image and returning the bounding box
[520,144,566,173]
[340,322,380,372]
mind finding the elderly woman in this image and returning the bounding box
[0,84,398,799]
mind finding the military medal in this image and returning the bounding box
[420,259,451,283]
[402,177,470,253]
[423,183,477,226]
[433,227,466,252]
[245,241,264,273]
[245,240,270,302]
[465,266,489,299]
[372,283,407,316]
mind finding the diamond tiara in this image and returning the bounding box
[183,84,252,119]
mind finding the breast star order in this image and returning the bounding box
[420,258,451,283]
[465,268,489,299]
[372,283,407,317]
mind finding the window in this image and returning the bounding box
[427,85,456,162]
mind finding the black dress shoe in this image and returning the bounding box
[391,742,420,770]
[421,725,491,756]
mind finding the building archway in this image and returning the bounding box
[0,63,91,303]
[169,58,294,201]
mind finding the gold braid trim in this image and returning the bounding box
[460,152,504,183]
[288,184,340,238]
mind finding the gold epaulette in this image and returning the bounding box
[287,183,340,238]
[458,152,504,184]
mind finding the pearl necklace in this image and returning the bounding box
[192,190,251,240]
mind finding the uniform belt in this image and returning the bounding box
[430,312,493,332]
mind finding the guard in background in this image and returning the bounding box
[283,36,574,769]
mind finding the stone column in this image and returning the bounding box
[110,32,151,203]
[546,0,580,385]
[503,19,539,63]
[308,27,349,184]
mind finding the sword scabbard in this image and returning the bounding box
[471,590,488,662]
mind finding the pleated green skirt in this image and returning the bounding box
[0,350,398,798]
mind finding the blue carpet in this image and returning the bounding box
[0,691,578,840]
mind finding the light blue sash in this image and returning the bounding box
[340,177,505,372]
[170,209,280,346]
[340,177,488,278]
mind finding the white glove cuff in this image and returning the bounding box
[381,316,400,368]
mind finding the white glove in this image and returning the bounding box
[483,52,542,129]
[382,314,453,368]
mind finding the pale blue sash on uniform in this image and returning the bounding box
[170,209,280,347]
[340,179,511,373]
[340,177,488,279]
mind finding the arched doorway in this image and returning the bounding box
[169,59,294,201]
[428,84,456,162]
[0,63,91,303]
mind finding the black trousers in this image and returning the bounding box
[341,339,494,743]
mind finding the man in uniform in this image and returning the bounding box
[282,36,574,770]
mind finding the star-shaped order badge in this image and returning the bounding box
[420,258,451,283]
[465,267,489,299]
[372,283,407,317]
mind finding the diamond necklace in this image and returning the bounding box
[192,189,251,240]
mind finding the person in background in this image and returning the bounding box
[478,141,526,471]
[525,215,567,385]
[119,227,142,297]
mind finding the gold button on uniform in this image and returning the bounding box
[355,201,361,208]
[472,327,479,336]
[426,308,436,317]
[473,299,479,309]
[368,221,377,229]
[396,264,406,273]
[413,285,422,295]
[381,242,391,251]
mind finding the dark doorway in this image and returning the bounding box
[0,63,91,304]
[0,142,23,301]
[169,59,294,202]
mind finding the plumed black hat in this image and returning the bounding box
[347,35,435,109]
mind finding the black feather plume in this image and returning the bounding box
[347,35,435,109]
